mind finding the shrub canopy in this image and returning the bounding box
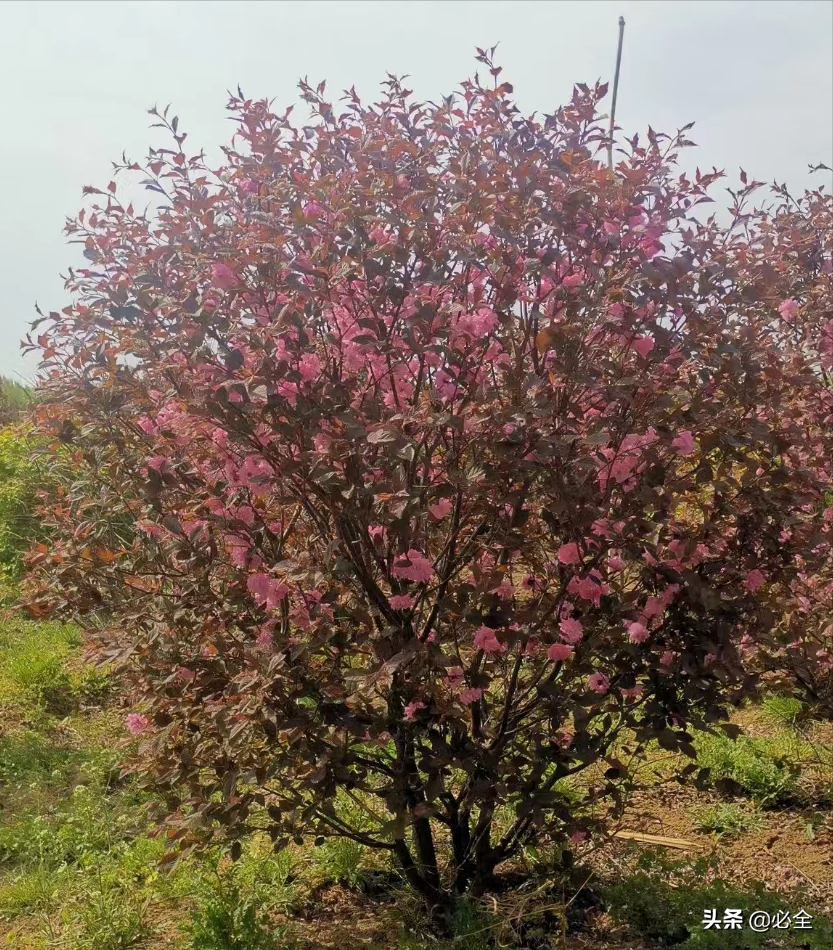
[25,59,833,906]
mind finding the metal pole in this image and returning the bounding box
[608,16,626,171]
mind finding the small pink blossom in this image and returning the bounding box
[404,701,425,722]
[559,617,584,644]
[247,573,289,608]
[523,638,540,657]
[588,672,610,694]
[557,542,581,565]
[389,594,414,610]
[126,713,149,735]
[548,643,574,662]
[429,498,453,519]
[607,554,625,572]
[643,596,663,619]
[239,179,260,195]
[492,580,516,600]
[444,666,464,688]
[392,549,435,583]
[570,576,602,605]
[627,622,650,644]
[210,262,238,290]
[474,625,505,654]
[303,200,324,219]
[298,353,322,382]
[459,687,483,705]
[632,334,655,359]
[778,298,800,320]
[744,569,766,593]
[570,830,588,844]
[312,434,332,455]
[621,685,644,700]
[671,430,696,455]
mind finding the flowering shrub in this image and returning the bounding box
[24,54,833,912]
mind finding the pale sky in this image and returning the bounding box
[1,0,831,383]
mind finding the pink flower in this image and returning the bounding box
[210,262,238,290]
[392,550,435,583]
[672,430,696,455]
[608,554,625,572]
[445,666,464,688]
[570,576,602,605]
[239,178,259,195]
[126,713,149,735]
[492,580,516,600]
[548,643,574,662]
[559,617,584,644]
[643,596,663,619]
[779,298,800,320]
[621,685,644,700]
[523,638,540,657]
[298,353,322,382]
[660,651,676,667]
[429,498,453,520]
[474,625,505,654]
[570,830,588,844]
[588,672,610,694]
[459,687,483,705]
[256,626,274,646]
[557,542,581,565]
[176,666,195,682]
[744,569,766,592]
[202,292,221,313]
[303,200,324,219]
[389,594,414,610]
[404,701,425,722]
[247,573,289,608]
[627,622,650,644]
[562,272,584,290]
[823,507,833,522]
[632,334,655,359]
[247,573,272,603]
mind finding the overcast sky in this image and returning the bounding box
[1,0,831,383]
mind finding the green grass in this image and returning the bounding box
[693,731,803,806]
[603,850,831,950]
[688,802,764,839]
[0,614,315,949]
[761,696,807,729]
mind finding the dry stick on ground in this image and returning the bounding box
[611,830,705,852]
